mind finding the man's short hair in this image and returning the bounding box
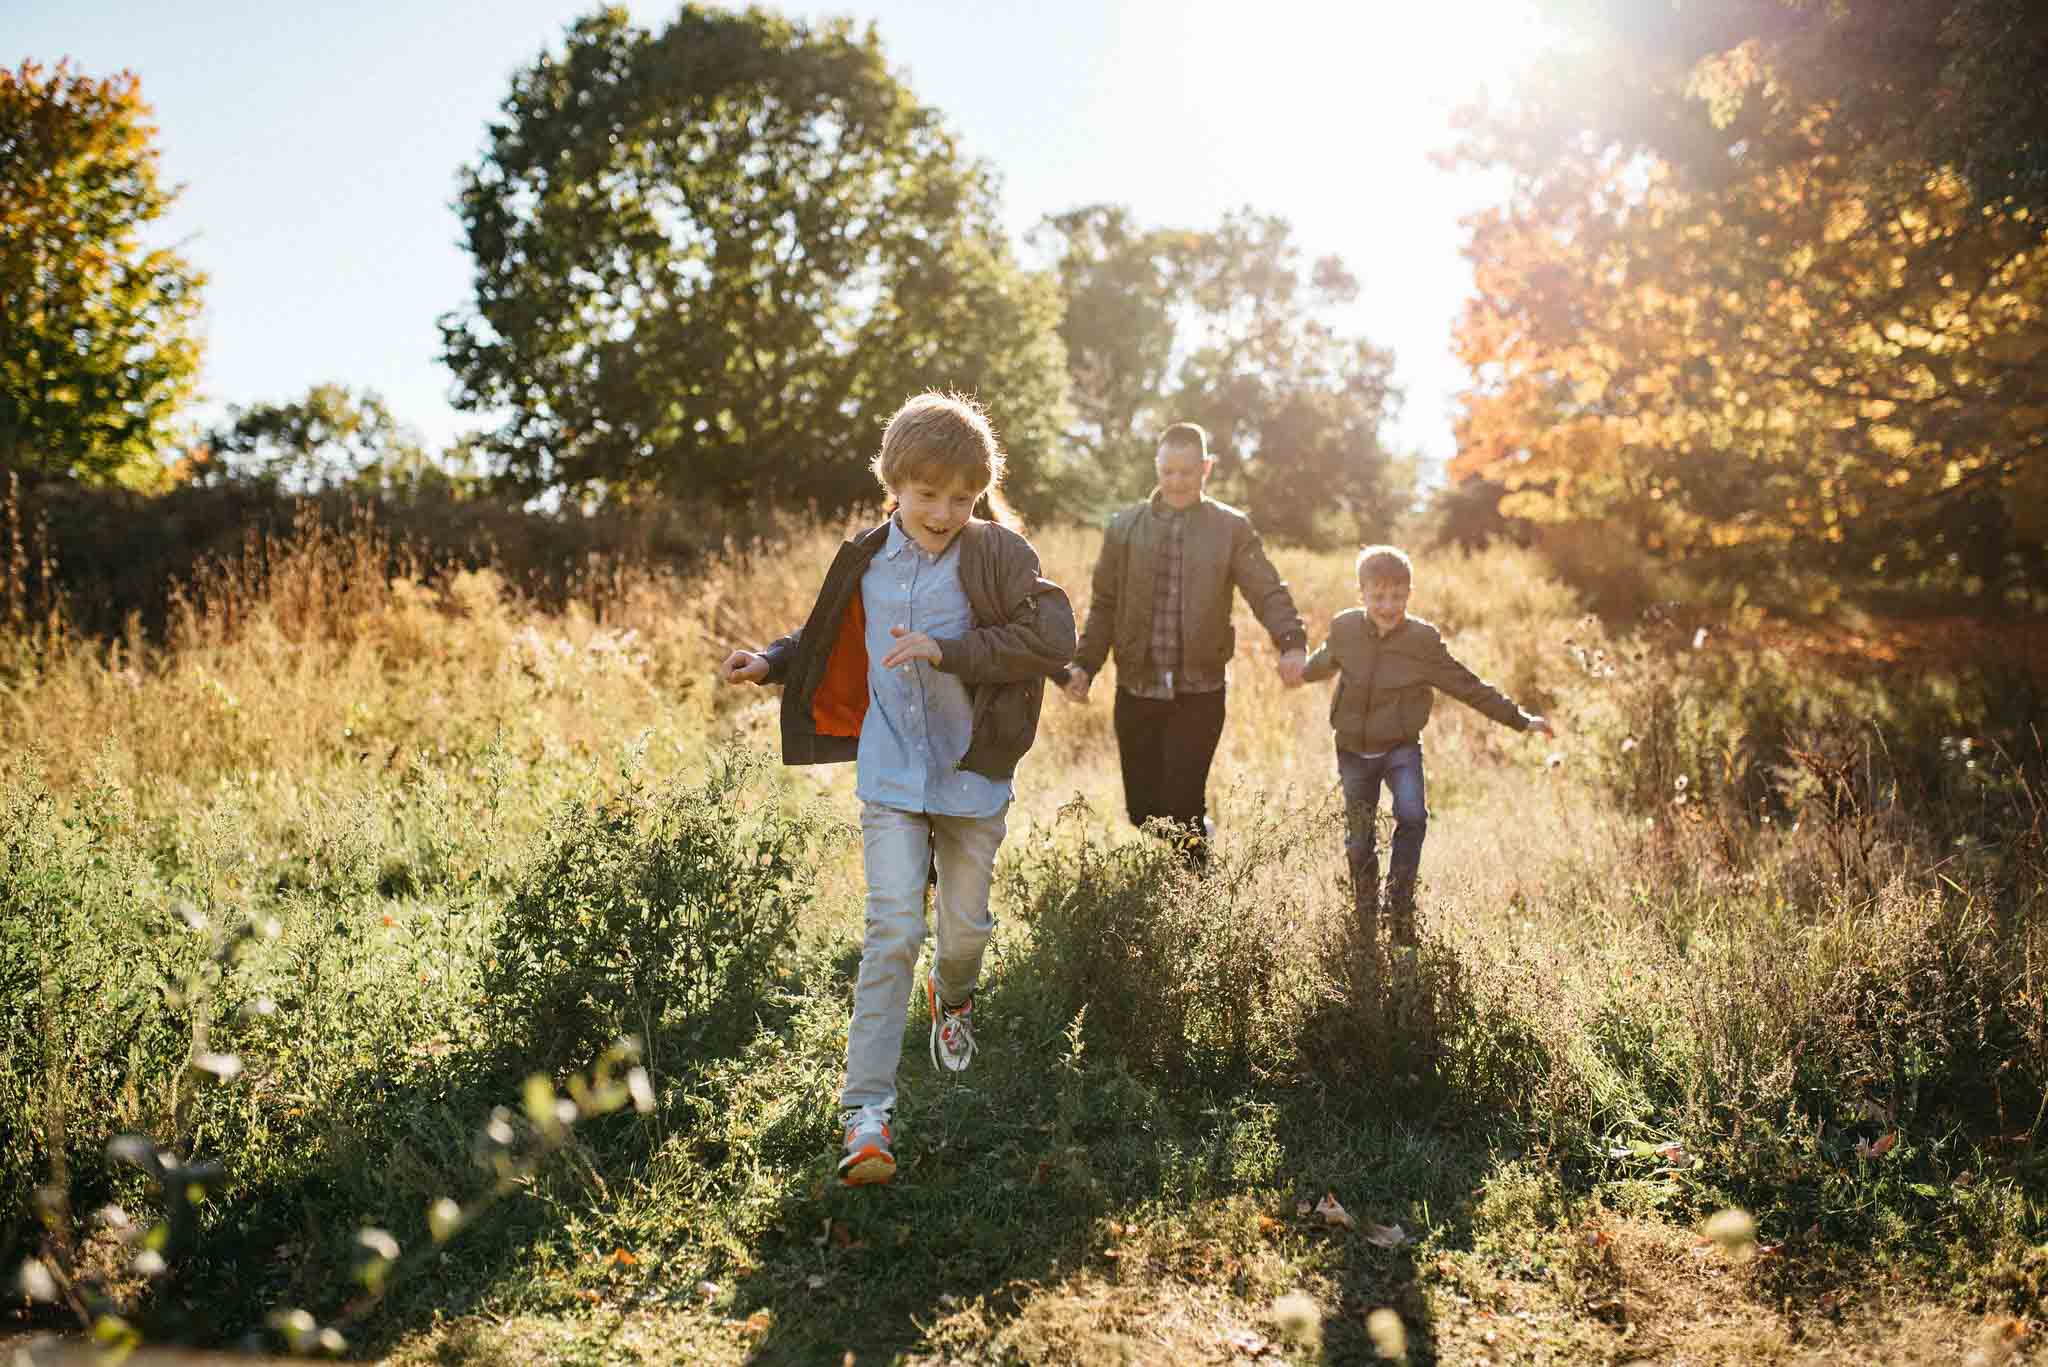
[1355,544,1413,585]
[1156,421,1210,460]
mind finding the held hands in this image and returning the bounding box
[1276,647,1308,688]
[1060,665,1092,703]
[719,650,769,685]
[881,624,941,670]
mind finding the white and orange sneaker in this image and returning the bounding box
[837,1104,896,1186]
[927,971,976,1073]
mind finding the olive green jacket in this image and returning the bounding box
[1302,610,1533,753]
[1072,493,1306,682]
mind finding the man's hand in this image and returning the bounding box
[1061,666,1093,702]
[1277,647,1308,688]
[720,650,769,685]
[881,624,942,670]
[1529,715,1557,739]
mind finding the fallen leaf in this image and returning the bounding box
[610,1248,637,1267]
[806,1273,827,1291]
[1364,1222,1410,1249]
[740,1311,771,1337]
[694,1280,719,1300]
[1314,1192,1356,1230]
[1856,1132,1897,1160]
[1225,1326,1269,1356]
[1257,1214,1283,1236]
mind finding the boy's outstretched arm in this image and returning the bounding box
[1423,632,1544,734]
[1300,638,1339,685]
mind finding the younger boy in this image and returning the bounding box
[718,392,1075,1185]
[1301,545,1555,953]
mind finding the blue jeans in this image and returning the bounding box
[840,801,1008,1113]
[1337,743,1427,932]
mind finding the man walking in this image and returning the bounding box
[1061,422,1307,866]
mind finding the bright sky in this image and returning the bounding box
[15,0,1544,474]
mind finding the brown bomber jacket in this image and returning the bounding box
[1072,493,1306,683]
[1302,610,1534,753]
[759,519,1076,779]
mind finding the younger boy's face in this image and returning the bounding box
[1362,576,1410,634]
[895,475,984,556]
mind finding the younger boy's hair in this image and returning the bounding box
[1157,421,1210,460]
[1356,544,1413,586]
[871,391,1019,529]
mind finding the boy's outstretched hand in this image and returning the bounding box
[1277,648,1307,688]
[720,650,769,685]
[1529,715,1557,739]
[881,624,942,670]
[1060,666,1092,702]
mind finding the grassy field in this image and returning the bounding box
[4,508,2046,1364]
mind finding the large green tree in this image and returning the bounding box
[1035,205,1405,545]
[440,5,1071,516]
[0,61,205,486]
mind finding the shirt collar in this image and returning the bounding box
[884,512,963,562]
[1148,490,1196,520]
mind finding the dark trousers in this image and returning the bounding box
[1113,687,1227,865]
[1337,742,1427,943]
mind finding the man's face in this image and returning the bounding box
[1154,442,1212,510]
[894,475,982,555]
[1362,576,1410,633]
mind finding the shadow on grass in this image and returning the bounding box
[718,941,1525,1365]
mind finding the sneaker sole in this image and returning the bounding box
[838,1147,896,1185]
[926,975,972,1073]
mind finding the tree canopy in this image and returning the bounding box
[200,385,437,495]
[440,4,1071,517]
[1035,205,1405,546]
[0,60,204,487]
[1449,0,2048,599]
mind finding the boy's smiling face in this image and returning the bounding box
[894,475,983,555]
[1362,575,1410,634]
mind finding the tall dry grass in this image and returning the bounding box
[5,499,2047,1359]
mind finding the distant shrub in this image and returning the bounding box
[482,747,819,1072]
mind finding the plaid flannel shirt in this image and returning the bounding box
[1123,505,1224,699]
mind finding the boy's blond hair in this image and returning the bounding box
[1356,544,1413,587]
[870,391,1019,529]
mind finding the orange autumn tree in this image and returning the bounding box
[1450,35,2048,599]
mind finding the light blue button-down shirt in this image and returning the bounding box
[854,517,1013,817]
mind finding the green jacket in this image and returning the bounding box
[1072,493,1306,681]
[1302,610,1533,752]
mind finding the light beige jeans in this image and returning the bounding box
[839,800,1008,1113]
